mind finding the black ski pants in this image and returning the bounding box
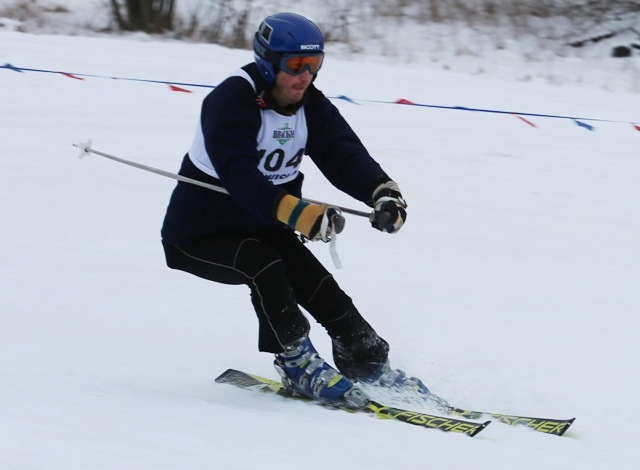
[162,229,357,353]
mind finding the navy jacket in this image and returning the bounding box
[161,63,391,246]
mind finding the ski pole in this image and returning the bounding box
[73,140,371,218]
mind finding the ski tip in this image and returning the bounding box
[557,417,576,437]
[471,420,492,437]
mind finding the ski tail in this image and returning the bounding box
[215,368,283,393]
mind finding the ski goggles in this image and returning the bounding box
[279,53,324,76]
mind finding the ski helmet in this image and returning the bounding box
[253,12,325,85]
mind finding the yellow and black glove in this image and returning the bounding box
[277,195,344,241]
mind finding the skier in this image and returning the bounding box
[161,12,428,407]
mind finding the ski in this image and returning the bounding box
[215,369,490,437]
[393,392,575,437]
[441,401,575,436]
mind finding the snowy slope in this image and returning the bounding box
[1,27,640,470]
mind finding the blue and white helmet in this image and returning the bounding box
[253,12,324,85]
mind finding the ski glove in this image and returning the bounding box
[369,181,407,233]
[277,194,344,241]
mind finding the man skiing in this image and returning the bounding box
[161,12,428,407]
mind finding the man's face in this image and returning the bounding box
[272,70,313,107]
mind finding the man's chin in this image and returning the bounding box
[287,91,305,104]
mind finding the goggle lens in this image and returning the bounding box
[281,54,324,76]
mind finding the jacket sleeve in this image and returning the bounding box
[304,86,391,206]
[200,77,286,222]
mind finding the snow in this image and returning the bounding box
[1,5,640,470]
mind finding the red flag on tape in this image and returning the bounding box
[61,72,84,80]
[169,84,192,93]
[512,113,537,128]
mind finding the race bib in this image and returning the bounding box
[256,109,307,184]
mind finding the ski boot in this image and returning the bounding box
[359,360,430,397]
[274,336,369,409]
